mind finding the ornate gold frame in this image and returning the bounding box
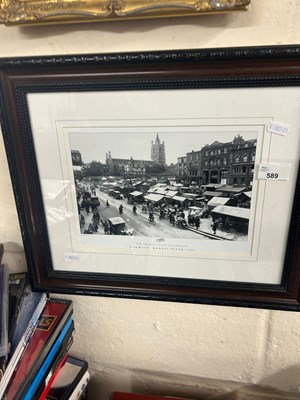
[0,0,251,26]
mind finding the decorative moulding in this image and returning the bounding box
[0,0,251,26]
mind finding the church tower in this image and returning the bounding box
[151,134,166,166]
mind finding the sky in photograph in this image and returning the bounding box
[69,130,258,165]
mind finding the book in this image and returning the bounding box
[23,318,74,400]
[37,328,74,400]
[44,356,89,400]
[79,388,89,400]
[5,298,73,400]
[38,354,68,400]
[8,273,27,341]
[0,285,47,398]
[0,264,9,379]
[68,370,90,400]
[10,282,47,355]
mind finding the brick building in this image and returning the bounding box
[177,156,187,180]
[124,158,146,178]
[176,135,257,187]
[186,150,202,184]
[228,135,256,186]
[201,140,231,185]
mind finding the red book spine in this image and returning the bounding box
[6,301,70,400]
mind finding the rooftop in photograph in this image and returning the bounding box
[164,191,178,198]
[205,184,225,189]
[129,191,143,197]
[144,194,164,202]
[212,205,250,220]
[208,197,231,207]
[220,186,247,193]
[183,193,198,198]
[172,196,187,202]
[203,191,223,197]
[243,191,252,198]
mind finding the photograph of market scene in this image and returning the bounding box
[71,132,257,241]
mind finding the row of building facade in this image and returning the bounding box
[72,134,256,187]
[177,135,257,187]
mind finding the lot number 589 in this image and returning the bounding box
[266,173,279,179]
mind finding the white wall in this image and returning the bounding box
[1,0,300,398]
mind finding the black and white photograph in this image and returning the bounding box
[70,130,257,242]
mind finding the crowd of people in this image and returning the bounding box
[77,184,219,236]
[140,202,219,234]
[139,202,206,230]
[77,188,111,235]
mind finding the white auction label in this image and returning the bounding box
[64,252,80,262]
[267,121,290,136]
[257,163,291,181]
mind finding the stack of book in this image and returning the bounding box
[0,248,90,400]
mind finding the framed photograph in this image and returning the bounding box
[1,45,300,310]
[0,0,251,26]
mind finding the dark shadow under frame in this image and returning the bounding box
[1,45,300,310]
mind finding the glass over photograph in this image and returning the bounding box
[70,131,257,242]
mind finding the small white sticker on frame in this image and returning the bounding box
[257,163,292,181]
[64,253,80,262]
[267,121,290,136]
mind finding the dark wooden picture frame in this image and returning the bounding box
[1,45,300,310]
